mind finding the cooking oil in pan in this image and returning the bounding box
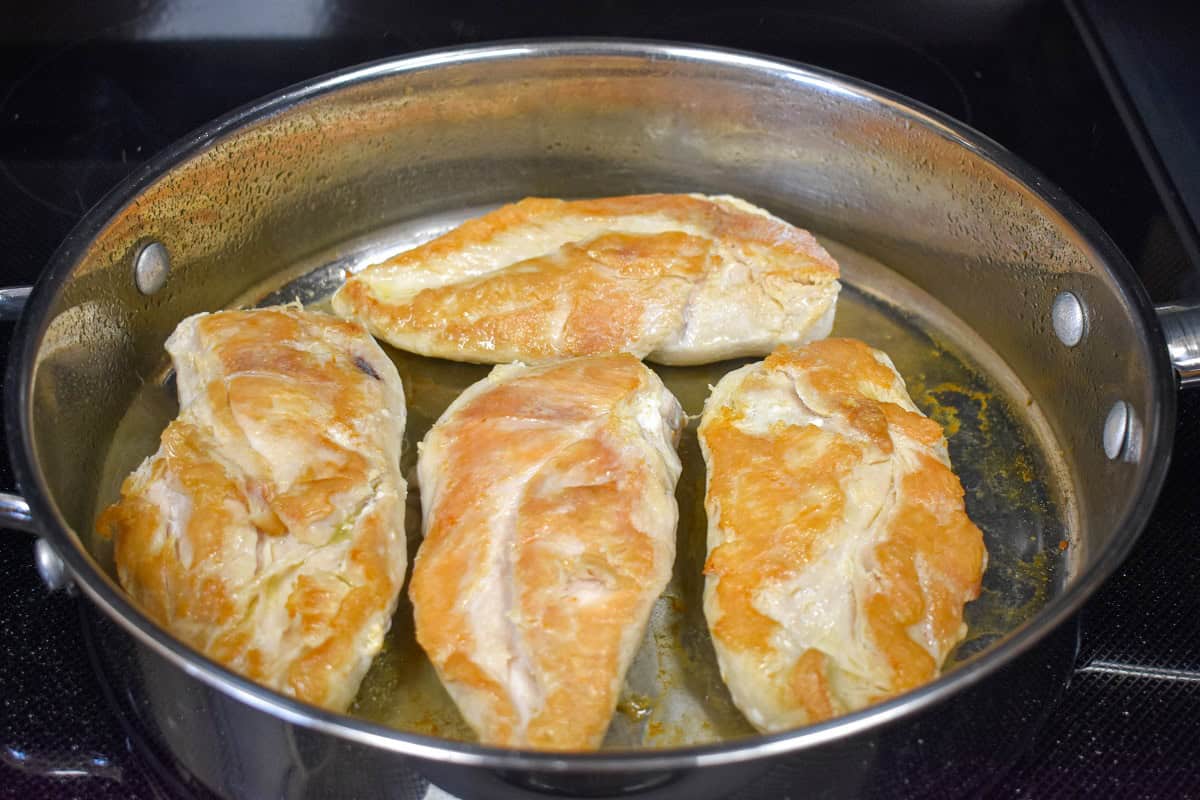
[91,225,1072,750]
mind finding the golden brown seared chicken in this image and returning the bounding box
[698,339,986,732]
[97,307,408,712]
[331,194,840,366]
[410,355,684,749]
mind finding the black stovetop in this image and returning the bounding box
[2,1,1199,798]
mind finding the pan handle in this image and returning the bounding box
[0,493,36,533]
[0,285,37,531]
[0,285,71,590]
[0,286,31,320]
[1156,301,1200,389]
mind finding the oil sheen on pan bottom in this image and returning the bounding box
[92,206,1074,750]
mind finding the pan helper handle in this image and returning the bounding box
[1156,301,1200,389]
[0,284,37,532]
[0,286,31,320]
[0,284,70,591]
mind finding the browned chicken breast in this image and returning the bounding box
[97,307,408,712]
[410,355,684,749]
[332,193,840,365]
[698,339,986,732]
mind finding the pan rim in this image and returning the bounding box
[5,37,1177,772]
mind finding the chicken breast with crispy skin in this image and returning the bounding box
[97,307,408,712]
[410,354,684,749]
[698,339,987,732]
[332,193,840,365]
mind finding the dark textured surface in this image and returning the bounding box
[1071,0,1200,272]
[0,538,165,799]
[983,384,1200,799]
[1,1,1199,798]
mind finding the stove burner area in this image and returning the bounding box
[1,1,1199,798]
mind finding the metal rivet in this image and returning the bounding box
[1103,400,1131,461]
[34,538,71,592]
[1052,291,1086,347]
[134,241,170,295]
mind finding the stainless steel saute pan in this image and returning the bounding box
[2,41,1198,800]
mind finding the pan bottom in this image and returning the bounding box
[91,206,1074,750]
